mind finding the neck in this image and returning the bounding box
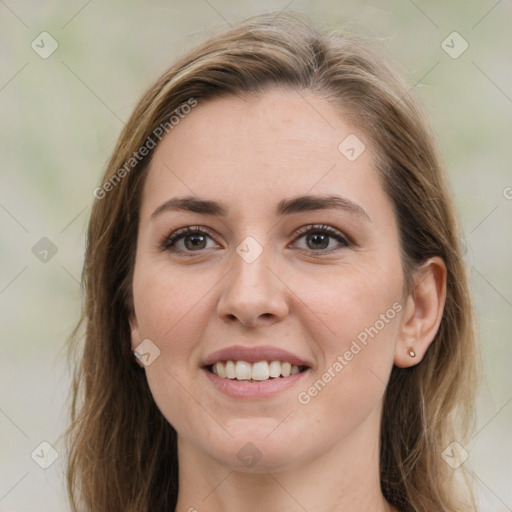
[174,405,395,512]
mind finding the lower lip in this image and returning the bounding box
[202,367,310,399]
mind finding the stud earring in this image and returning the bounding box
[134,350,145,367]
[408,348,416,358]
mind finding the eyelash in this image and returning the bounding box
[159,224,350,257]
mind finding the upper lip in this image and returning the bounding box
[201,345,311,368]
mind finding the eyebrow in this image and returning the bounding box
[150,194,371,222]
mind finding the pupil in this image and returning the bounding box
[185,235,206,250]
[307,233,328,250]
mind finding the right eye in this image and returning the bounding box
[160,226,220,255]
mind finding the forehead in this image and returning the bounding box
[140,89,386,220]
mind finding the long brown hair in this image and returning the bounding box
[64,12,480,512]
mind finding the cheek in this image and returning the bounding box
[292,257,404,351]
[289,285,401,451]
[132,260,214,354]
[290,258,403,408]
[132,262,217,429]
[131,260,220,429]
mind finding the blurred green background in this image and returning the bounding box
[1,1,511,510]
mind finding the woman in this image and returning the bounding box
[65,11,480,512]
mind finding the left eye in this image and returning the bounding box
[292,225,349,253]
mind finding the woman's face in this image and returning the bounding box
[130,89,407,471]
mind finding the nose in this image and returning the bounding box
[216,243,290,328]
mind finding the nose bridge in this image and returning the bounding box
[216,234,289,325]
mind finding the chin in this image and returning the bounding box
[199,419,310,472]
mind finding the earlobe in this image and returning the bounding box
[394,256,447,368]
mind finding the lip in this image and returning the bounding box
[202,366,311,399]
[201,345,311,368]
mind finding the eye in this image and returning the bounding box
[160,226,218,255]
[292,224,350,253]
[160,224,350,256]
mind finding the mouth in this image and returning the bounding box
[205,360,309,382]
[200,345,312,398]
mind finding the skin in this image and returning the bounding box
[129,89,446,512]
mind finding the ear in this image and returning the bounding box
[129,312,146,368]
[129,312,141,351]
[394,256,447,368]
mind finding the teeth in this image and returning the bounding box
[235,361,252,380]
[251,361,269,381]
[269,360,281,378]
[213,361,226,378]
[281,362,291,377]
[225,360,236,379]
[209,360,303,381]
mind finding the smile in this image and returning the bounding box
[208,360,307,381]
[201,345,312,398]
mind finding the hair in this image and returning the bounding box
[63,11,480,512]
